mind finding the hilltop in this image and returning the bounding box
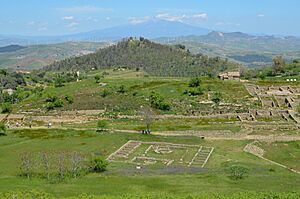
[45,38,237,77]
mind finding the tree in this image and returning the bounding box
[41,151,51,180]
[149,92,171,111]
[20,152,34,179]
[97,120,108,131]
[71,151,84,179]
[57,152,66,181]
[140,107,155,131]
[272,56,285,75]
[228,165,249,180]
[188,77,201,87]
[90,158,108,173]
[212,92,222,105]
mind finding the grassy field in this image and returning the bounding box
[0,129,299,197]
[259,141,300,171]
[17,70,258,115]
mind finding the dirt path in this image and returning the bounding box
[8,127,300,142]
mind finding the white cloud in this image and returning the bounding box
[257,14,265,17]
[129,16,151,25]
[215,22,241,26]
[129,12,208,25]
[155,12,208,22]
[57,6,113,14]
[62,16,74,21]
[67,22,79,28]
[193,13,208,19]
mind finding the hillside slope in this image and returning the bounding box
[46,38,237,77]
[0,42,108,70]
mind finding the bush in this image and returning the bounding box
[65,95,74,104]
[228,165,249,180]
[94,75,102,83]
[188,77,201,87]
[100,89,110,98]
[212,92,222,105]
[97,120,108,130]
[45,94,58,103]
[149,92,171,111]
[46,99,64,111]
[0,122,6,136]
[1,103,12,113]
[184,87,204,96]
[117,85,126,94]
[90,158,108,173]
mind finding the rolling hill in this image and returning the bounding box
[156,31,300,67]
[0,42,108,70]
[45,38,238,77]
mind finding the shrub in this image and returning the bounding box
[45,94,58,103]
[100,89,110,98]
[188,77,201,87]
[54,75,65,87]
[184,87,204,96]
[94,75,102,83]
[149,92,171,111]
[46,99,64,111]
[97,120,108,130]
[90,158,108,173]
[0,122,6,136]
[65,95,74,104]
[228,165,249,180]
[117,85,126,94]
[1,103,12,113]
[212,92,222,105]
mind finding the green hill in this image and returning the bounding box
[46,38,238,77]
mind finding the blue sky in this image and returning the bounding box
[0,0,299,36]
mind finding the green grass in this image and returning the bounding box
[17,70,258,115]
[0,129,299,197]
[259,141,300,171]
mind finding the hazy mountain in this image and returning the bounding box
[0,45,26,53]
[0,20,211,46]
[156,31,300,67]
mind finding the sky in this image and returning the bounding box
[0,0,299,36]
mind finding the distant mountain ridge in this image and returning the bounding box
[156,31,300,67]
[0,45,26,53]
[0,20,211,46]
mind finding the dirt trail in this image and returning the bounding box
[8,127,300,142]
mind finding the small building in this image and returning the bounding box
[218,71,240,81]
